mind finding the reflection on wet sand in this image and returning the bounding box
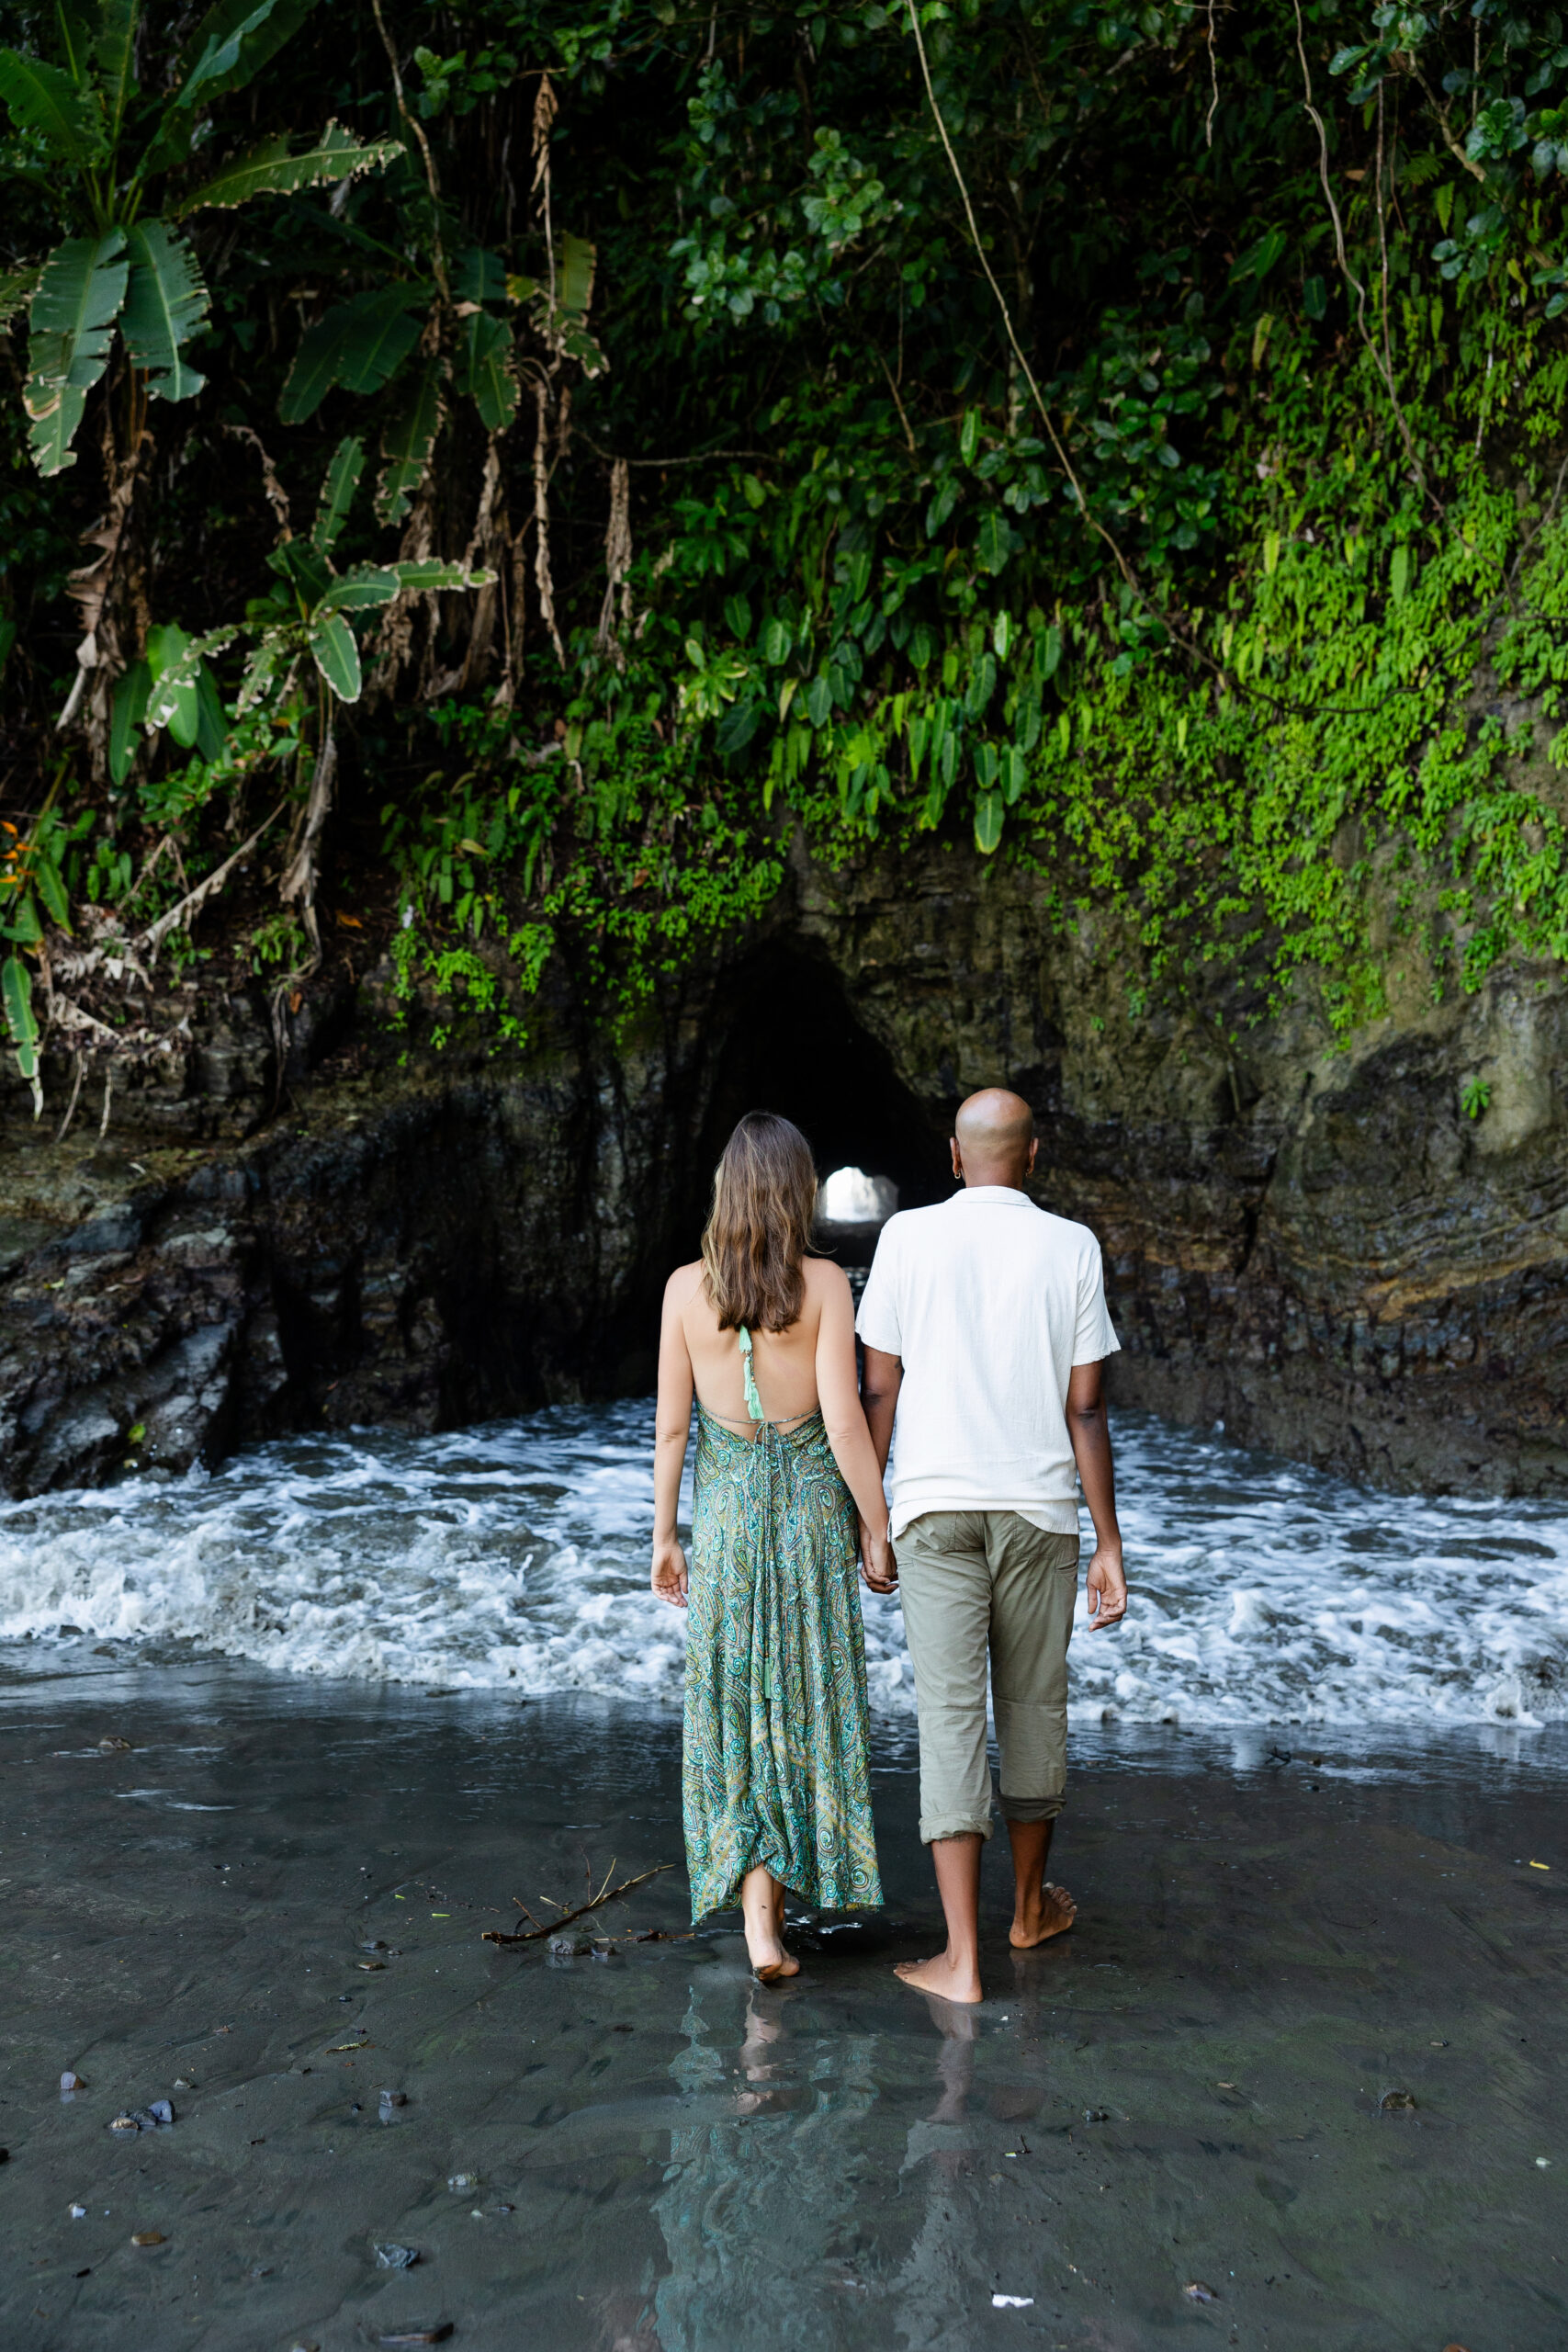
[652,1971,881,2347]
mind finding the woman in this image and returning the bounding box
[651,1111,897,1980]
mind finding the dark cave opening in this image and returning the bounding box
[682,941,951,1255]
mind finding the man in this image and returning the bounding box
[856,1087,1127,2005]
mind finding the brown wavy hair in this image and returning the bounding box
[701,1111,819,1332]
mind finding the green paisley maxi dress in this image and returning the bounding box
[682,1328,883,1920]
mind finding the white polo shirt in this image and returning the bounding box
[854,1185,1121,1539]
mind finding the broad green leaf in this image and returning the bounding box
[457,309,518,432]
[279,285,426,423]
[457,246,508,304]
[109,659,152,783]
[973,790,1005,855]
[0,49,99,163]
[24,231,129,474]
[194,663,227,761]
[310,610,361,702]
[5,891,43,947]
[975,511,1016,576]
[267,536,333,608]
[311,435,366,554]
[319,560,482,613]
[1037,622,1063,682]
[122,221,210,401]
[2,953,39,1084]
[992,608,1014,661]
[960,407,981,466]
[33,847,71,933]
[316,565,402,613]
[805,674,832,728]
[147,621,199,743]
[376,359,442,525]
[973,741,999,791]
[177,119,402,213]
[175,0,316,110]
[1000,743,1028,804]
[558,231,597,317]
[760,617,792,665]
[144,625,237,735]
[1390,544,1412,603]
[93,0,139,143]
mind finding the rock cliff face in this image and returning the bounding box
[3,835,1565,1498]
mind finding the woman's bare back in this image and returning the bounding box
[671,1255,839,1429]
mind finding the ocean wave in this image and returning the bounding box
[1,1406,1563,1728]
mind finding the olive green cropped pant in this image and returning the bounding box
[895,1511,1080,1846]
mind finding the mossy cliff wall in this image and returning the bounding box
[3,835,1564,1499]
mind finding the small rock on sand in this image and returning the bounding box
[1379,2088,1416,2112]
[373,2241,419,2269]
[130,2230,166,2247]
[1183,2281,1218,2302]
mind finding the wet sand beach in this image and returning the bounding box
[2,1666,1563,2352]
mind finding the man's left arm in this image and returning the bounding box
[1066,1358,1126,1629]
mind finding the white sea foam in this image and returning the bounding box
[0,1406,1564,1726]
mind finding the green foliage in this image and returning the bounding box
[4,0,1568,1069]
[0,0,401,473]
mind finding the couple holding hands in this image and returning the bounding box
[651,1089,1127,2003]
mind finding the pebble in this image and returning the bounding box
[1379,2088,1417,2113]
[1184,2281,1219,2302]
[447,2173,478,2191]
[548,1933,592,1957]
[357,1960,387,1971]
[130,2230,166,2247]
[60,2070,85,2092]
[70,2203,86,2219]
[172,2077,195,2091]
[373,2241,419,2269]
[377,2329,452,2346]
[96,1736,132,1753]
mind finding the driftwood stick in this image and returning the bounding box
[481,1861,672,1948]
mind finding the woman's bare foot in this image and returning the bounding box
[742,1867,799,1981]
[894,1951,983,2005]
[1010,1879,1077,1949]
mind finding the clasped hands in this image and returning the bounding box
[860,1521,897,1594]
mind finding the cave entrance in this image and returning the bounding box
[684,942,949,1270]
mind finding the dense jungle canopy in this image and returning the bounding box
[2,1,1567,1102]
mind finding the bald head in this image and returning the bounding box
[952,1088,1037,1190]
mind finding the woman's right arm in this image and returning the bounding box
[651,1272,694,1607]
[815,1269,897,1592]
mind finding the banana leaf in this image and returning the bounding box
[309,610,361,702]
[311,435,366,554]
[24,230,130,473]
[376,359,442,526]
[279,286,426,424]
[177,119,402,214]
[93,0,139,144]
[175,0,317,110]
[144,626,238,736]
[122,220,210,401]
[109,659,152,784]
[0,48,99,163]
[457,310,518,433]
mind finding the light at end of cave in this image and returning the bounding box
[818,1166,898,1225]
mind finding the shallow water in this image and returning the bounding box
[1,1405,1564,1726]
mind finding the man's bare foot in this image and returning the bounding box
[894,1952,983,2005]
[1010,1879,1077,1949]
